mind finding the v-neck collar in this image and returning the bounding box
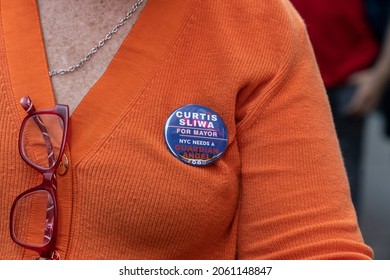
[1,0,193,165]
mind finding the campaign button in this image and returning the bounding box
[164,104,228,166]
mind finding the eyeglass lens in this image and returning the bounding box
[12,190,55,247]
[20,114,64,169]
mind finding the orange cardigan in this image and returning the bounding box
[0,0,373,259]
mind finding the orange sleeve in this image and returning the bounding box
[236,6,373,259]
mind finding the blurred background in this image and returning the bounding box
[360,112,390,259]
[290,0,390,259]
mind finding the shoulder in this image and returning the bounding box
[190,0,308,61]
[198,0,306,31]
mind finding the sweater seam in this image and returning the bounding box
[236,18,307,134]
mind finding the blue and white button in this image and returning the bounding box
[164,104,229,166]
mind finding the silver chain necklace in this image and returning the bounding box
[49,0,144,77]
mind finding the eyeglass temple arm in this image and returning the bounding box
[20,96,56,167]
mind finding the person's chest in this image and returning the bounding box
[37,0,146,115]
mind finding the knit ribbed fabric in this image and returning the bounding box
[0,0,373,259]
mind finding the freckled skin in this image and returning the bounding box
[37,0,147,115]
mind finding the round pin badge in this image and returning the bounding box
[164,104,228,166]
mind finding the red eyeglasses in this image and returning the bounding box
[10,96,69,260]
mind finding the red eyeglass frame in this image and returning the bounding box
[10,96,69,260]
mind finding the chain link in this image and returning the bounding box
[49,0,144,77]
